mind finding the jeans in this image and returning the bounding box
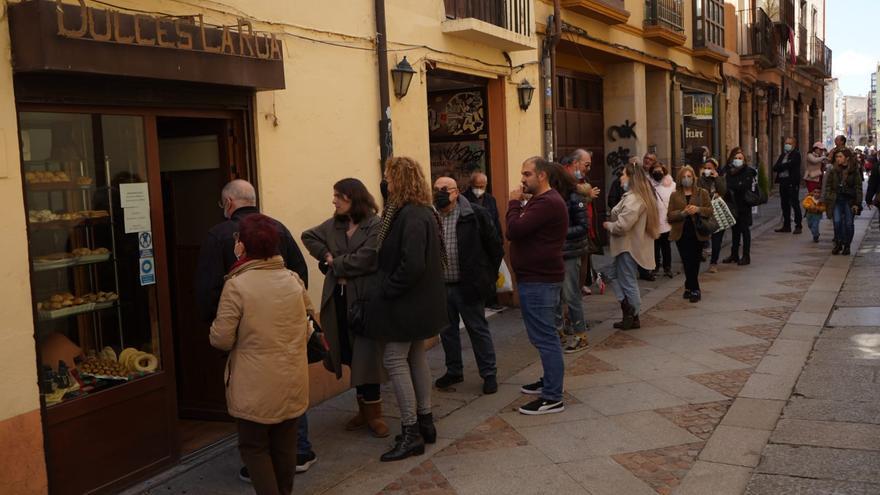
[806,213,822,239]
[710,230,725,264]
[384,340,432,426]
[833,199,855,245]
[238,417,298,495]
[779,183,803,228]
[731,223,751,259]
[606,252,641,315]
[297,413,311,454]
[441,284,497,379]
[654,233,672,271]
[676,231,702,292]
[518,282,564,402]
[555,257,587,334]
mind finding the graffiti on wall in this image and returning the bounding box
[428,91,486,137]
[607,120,637,142]
[606,146,631,176]
[429,140,486,182]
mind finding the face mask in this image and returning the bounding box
[784,144,793,153]
[702,169,713,177]
[651,170,664,182]
[472,187,486,198]
[621,180,630,192]
[574,170,583,180]
[733,159,744,168]
[433,190,452,209]
[682,177,694,188]
[380,179,389,201]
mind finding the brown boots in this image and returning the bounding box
[345,396,390,438]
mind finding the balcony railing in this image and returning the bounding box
[777,0,795,28]
[737,8,781,68]
[797,23,808,64]
[444,0,532,37]
[644,0,684,33]
[808,36,832,78]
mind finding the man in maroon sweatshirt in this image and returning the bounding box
[506,156,569,415]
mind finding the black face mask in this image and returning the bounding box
[433,190,452,209]
[380,179,389,202]
[651,170,664,182]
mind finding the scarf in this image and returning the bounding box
[377,201,448,270]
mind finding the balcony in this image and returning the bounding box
[796,23,808,64]
[693,0,727,62]
[644,0,686,46]
[737,8,782,69]
[560,0,630,25]
[442,0,536,51]
[772,0,795,29]
[803,36,832,78]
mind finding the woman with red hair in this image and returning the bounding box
[210,213,313,495]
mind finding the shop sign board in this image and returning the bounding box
[684,93,714,120]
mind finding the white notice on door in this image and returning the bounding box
[120,182,150,208]
[124,204,151,233]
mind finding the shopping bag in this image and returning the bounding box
[496,259,513,293]
[711,197,736,233]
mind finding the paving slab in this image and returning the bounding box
[783,397,880,424]
[560,457,656,495]
[738,372,798,400]
[445,461,589,494]
[754,444,880,483]
[675,460,752,495]
[699,425,771,467]
[720,398,785,431]
[570,381,688,415]
[745,474,880,495]
[770,418,880,451]
[828,307,880,327]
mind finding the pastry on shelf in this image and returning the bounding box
[35,252,74,261]
[76,176,93,186]
[25,170,71,184]
[79,209,110,219]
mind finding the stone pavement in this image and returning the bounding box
[125,203,879,495]
[745,214,880,495]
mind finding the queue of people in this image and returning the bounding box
[193,137,871,494]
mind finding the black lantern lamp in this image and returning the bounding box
[391,57,416,98]
[517,79,535,110]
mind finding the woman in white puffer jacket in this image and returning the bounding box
[647,162,676,278]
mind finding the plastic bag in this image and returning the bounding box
[496,259,513,293]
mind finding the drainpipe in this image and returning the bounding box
[375,0,392,172]
[670,64,678,166]
[543,0,562,161]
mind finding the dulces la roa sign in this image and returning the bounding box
[54,0,282,61]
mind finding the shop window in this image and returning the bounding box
[21,111,162,408]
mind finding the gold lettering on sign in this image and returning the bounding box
[87,7,112,42]
[198,15,221,53]
[112,11,134,44]
[220,26,234,54]
[134,14,156,46]
[56,0,87,38]
[270,35,281,60]
[238,19,255,58]
[156,18,176,48]
[174,18,194,50]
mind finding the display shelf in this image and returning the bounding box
[37,300,118,322]
[28,215,111,231]
[33,253,112,272]
[26,182,97,192]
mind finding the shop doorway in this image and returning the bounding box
[157,114,245,455]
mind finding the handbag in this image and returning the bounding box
[306,315,329,364]
[711,197,736,232]
[694,214,718,237]
[744,176,768,206]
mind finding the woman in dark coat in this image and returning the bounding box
[824,150,863,255]
[367,156,447,462]
[302,178,388,438]
[722,147,758,266]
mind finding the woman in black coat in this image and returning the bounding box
[722,147,759,266]
[367,156,447,462]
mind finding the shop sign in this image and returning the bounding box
[139,256,156,286]
[684,93,714,120]
[54,0,282,61]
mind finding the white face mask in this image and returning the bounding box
[472,188,486,198]
[732,159,744,168]
[702,169,713,177]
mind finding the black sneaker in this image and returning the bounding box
[482,375,498,395]
[238,466,251,483]
[682,289,693,299]
[296,451,317,473]
[520,378,543,395]
[518,398,564,415]
[689,290,701,303]
[793,226,803,234]
[434,373,464,389]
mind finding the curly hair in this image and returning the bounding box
[384,156,432,207]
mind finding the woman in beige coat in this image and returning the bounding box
[667,166,713,303]
[602,161,659,330]
[211,213,312,495]
[301,178,388,438]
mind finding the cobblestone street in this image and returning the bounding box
[127,210,879,495]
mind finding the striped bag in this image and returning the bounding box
[711,196,736,233]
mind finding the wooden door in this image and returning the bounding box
[159,116,242,419]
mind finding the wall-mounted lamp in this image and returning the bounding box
[391,57,416,98]
[517,79,535,111]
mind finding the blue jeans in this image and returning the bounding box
[518,282,564,402]
[297,412,311,454]
[441,284,498,379]
[806,213,822,239]
[833,199,855,245]
[606,252,641,315]
[555,257,587,334]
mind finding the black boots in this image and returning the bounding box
[832,241,842,255]
[842,244,851,255]
[722,254,739,264]
[416,413,436,444]
[613,300,640,330]
[737,255,751,266]
[381,423,425,462]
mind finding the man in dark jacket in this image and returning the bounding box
[194,179,315,481]
[433,177,504,395]
[462,171,502,240]
[773,136,803,234]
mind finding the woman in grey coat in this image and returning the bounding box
[302,178,388,438]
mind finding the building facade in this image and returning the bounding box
[823,77,843,147]
[843,95,869,146]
